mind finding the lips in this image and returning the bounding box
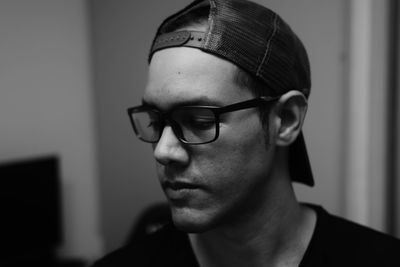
[163,180,199,190]
[162,180,202,201]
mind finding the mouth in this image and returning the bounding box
[163,180,200,190]
[162,180,202,201]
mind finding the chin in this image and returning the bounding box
[169,205,218,233]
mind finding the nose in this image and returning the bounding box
[153,125,190,166]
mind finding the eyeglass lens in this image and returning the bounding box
[131,110,162,142]
[131,108,218,144]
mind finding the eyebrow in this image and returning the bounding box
[141,96,225,110]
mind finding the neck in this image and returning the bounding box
[189,152,316,267]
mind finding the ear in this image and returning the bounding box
[274,91,308,146]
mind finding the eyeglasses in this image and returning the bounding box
[127,96,279,145]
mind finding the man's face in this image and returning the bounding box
[143,48,277,232]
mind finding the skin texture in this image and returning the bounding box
[144,47,277,232]
[144,47,316,267]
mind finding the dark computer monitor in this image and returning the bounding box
[0,155,62,260]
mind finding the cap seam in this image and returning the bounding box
[204,0,216,47]
[256,13,279,76]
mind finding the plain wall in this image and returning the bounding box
[0,0,102,261]
[91,0,352,252]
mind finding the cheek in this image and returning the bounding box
[193,118,272,194]
[186,129,273,227]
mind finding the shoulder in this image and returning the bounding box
[319,206,400,250]
[304,204,400,266]
[91,223,177,267]
[91,222,197,267]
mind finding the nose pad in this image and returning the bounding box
[153,125,189,166]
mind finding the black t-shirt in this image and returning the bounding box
[93,205,400,267]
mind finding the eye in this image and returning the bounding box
[143,111,162,129]
[147,120,158,127]
[172,108,216,131]
[183,115,215,130]
[147,119,162,130]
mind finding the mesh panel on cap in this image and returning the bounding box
[204,0,280,94]
[202,0,311,96]
[148,0,314,186]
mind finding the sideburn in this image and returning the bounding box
[259,108,272,147]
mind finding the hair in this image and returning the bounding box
[233,69,273,133]
[159,3,274,136]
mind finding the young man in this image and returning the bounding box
[94,0,400,266]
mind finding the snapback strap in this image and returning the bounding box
[150,31,206,58]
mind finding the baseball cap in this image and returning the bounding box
[148,0,314,186]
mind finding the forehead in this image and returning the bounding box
[144,47,252,109]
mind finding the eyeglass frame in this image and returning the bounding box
[126,95,280,145]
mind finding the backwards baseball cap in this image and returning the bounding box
[148,0,314,186]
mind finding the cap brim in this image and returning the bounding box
[288,132,314,186]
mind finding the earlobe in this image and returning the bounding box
[275,91,308,146]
